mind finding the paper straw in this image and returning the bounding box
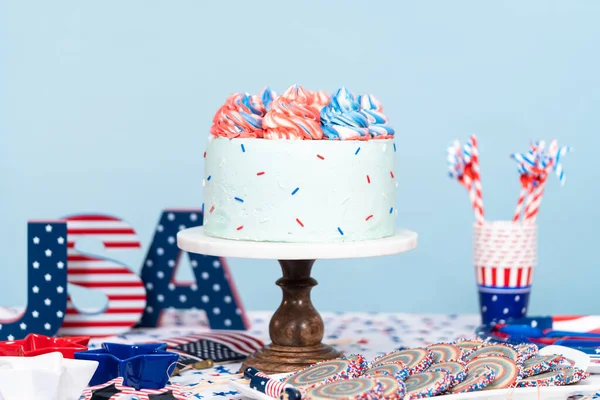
[523,140,555,223]
[447,137,484,224]
[512,187,528,222]
[468,135,485,224]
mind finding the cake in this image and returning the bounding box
[203,84,397,243]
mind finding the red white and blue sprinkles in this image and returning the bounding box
[372,348,434,374]
[449,365,496,394]
[427,343,463,363]
[205,140,398,240]
[521,354,564,378]
[405,370,452,399]
[466,355,519,390]
[283,358,364,390]
[272,341,589,399]
[427,360,469,388]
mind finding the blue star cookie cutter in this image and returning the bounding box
[74,342,179,389]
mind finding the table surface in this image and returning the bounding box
[85,311,600,399]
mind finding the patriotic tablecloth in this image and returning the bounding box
[86,311,481,399]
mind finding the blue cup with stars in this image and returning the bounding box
[473,221,537,324]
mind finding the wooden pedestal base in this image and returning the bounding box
[241,259,341,374]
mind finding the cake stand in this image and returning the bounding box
[177,227,418,374]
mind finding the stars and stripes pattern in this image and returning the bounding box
[58,214,146,337]
[551,315,600,334]
[250,374,289,398]
[66,214,141,249]
[0,221,68,340]
[144,331,264,363]
[82,377,188,400]
[476,266,533,288]
[139,210,248,330]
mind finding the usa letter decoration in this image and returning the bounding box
[0,221,68,340]
[138,209,249,330]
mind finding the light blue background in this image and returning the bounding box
[1,0,599,317]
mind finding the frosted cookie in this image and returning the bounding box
[372,348,433,374]
[304,377,383,399]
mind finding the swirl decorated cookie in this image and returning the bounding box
[304,377,383,400]
[372,348,433,374]
[283,358,362,390]
[514,343,539,360]
[466,355,519,390]
[517,366,590,387]
[363,363,409,381]
[404,370,452,399]
[521,354,564,378]
[463,343,519,362]
[344,354,370,376]
[453,339,485,353]
[449,365,496,394]
[427,343,462,363]
[427,360,468,388]
[378,376,407,399]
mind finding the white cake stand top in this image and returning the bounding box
[177,227,417,260]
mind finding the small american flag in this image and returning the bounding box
[82,377,188,399]
[147,331,263,363]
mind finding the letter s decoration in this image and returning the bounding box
[58,214,147,337]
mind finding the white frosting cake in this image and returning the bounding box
[203,137,397,242]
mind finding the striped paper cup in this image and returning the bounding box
[473,221,537,324]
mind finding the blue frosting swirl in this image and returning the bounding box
[357,94,394,137]
[235,93,265,129]
[260,86,277,112]
[320,87,370,140]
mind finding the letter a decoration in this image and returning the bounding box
[58,214,147,337]
[138,209,249,329]
[0,221,68,340]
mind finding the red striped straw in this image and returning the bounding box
[513,175,531,222]
[524,182,545,222]
[512,187,528,222]
[524,140,557,223]
[469,135,485,224]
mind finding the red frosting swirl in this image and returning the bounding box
[263,85,324,140]
[210,93,266,138]
[311,90,331,110]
